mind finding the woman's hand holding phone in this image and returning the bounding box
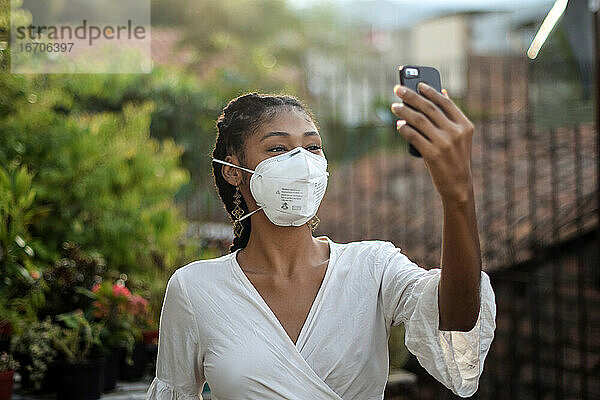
[390,76,476,203]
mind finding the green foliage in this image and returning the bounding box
[0,71,190,275]
[0,1,190,272]
[0,165,48,298]
[0,293,44,338]
[0,297,20,334]
[0,163,51,320]
[53,309,103,364]
[0,4,192,354]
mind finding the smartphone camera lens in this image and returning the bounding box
[404,68,419,78]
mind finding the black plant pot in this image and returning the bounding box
[145,342,158,376]
[102,350,120,392]
[118,342,147,381]
[55,357,106,400]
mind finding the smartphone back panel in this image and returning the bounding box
[398,65,442,157]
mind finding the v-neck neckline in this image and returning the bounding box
[230,235,336,351]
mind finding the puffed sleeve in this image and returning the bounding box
[378,241,497,398]
[146,270,206,400]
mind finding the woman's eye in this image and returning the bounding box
[268,145,322,152]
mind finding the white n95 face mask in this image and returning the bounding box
[212,146,329,227]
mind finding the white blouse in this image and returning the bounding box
[146,235,497,400]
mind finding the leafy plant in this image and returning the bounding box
[0,163,50,339]
[0,297,19,336]
[52,309,103,364]
[1,286,47,339]
[0,164,51,301]
[0,82,190,276]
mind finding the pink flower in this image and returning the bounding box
[128,295,149,315]
[92,283,101,293]
[112,283,131,297]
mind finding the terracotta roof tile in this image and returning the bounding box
[318,120,597,272]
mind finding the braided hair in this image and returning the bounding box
[212,92,320,253]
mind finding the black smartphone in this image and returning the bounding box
[398,65,442,158]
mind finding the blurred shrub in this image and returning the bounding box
[0,70,190,275]
[0,164,49,334]
[86,277,149,363]
[0,164,50,299]
[53,309,104,363]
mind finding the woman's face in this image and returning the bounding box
[223,108,325,187]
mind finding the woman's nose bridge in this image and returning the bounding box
[290,137,310,149]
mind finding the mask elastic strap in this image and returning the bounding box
[212,159,258,175]
[236,206,263,222]
[212,158,265,222]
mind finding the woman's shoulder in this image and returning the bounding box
[172,251,236,283]
[332,237,399,260]
[326,238,401,285]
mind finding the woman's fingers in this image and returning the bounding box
[391,102,444,145]
[396,119,434,159]
[393,84,454,131]
[416,83,471,127]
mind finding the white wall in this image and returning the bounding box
[410,13,470,96]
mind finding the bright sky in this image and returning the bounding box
[288,0,555,31]
[289,0,554,10]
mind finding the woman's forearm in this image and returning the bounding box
[437,186,482,332]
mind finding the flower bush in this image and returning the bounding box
[88,278,150,364]
[129,293,151,330]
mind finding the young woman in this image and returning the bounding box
[146,84,496,400]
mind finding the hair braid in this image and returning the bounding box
[212,92,318,253]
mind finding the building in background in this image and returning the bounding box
[303,0,559,124]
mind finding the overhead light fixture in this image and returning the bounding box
[527,0,569,59]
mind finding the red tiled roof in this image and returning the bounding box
[317,119,597,273]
